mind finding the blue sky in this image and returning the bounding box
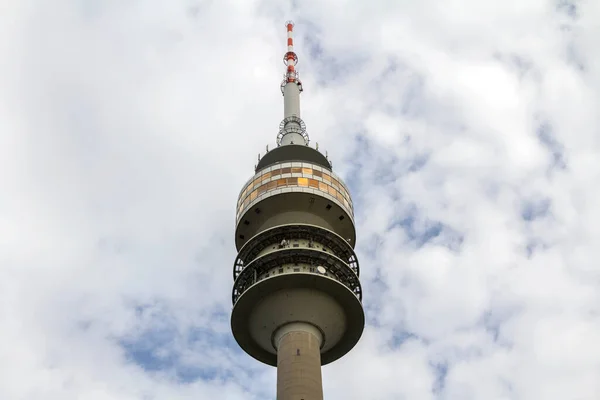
[1,0,599,399]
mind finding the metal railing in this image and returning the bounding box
[232,247,362,304]
[233,224,360,279]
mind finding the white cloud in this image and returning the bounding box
[1,0,600,398]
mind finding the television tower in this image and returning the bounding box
[231,21,364,400]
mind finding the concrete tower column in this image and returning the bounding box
[274,322,324,400]
[284,82,301,119]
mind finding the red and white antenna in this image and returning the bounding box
[278,20,308,146]
[281,21,303,93]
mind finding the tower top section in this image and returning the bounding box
[280,21,303,94]
[278,21,309,147]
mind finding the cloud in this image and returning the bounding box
[1,0,599,398]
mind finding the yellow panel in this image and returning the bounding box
[302,167,312,175]
[298,177,308,187]
[250,190,257,201]
[322,173,331,182]
[328,186,336,196]
[318,182,328,191]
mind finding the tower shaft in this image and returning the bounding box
[284,82,301,119]
[276,322,324,400]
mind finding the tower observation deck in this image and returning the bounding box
[231,21,364,400]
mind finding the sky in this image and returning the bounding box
[1,0,599,399]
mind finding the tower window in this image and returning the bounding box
[339,215,345,221]
[239,234,245,239]
[326,204,332,210]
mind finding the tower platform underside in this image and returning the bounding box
[231,272,364,366]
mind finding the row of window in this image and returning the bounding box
[233,263,361,304]
[260,265,326,279]
[239,166,351,207]
[236,177,353,220]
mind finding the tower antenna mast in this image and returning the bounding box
[278,20,309,147]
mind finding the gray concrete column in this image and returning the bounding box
[284,82,301,119]
[275,322,324,400]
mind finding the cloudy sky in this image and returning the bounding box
[1,0,599,399]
